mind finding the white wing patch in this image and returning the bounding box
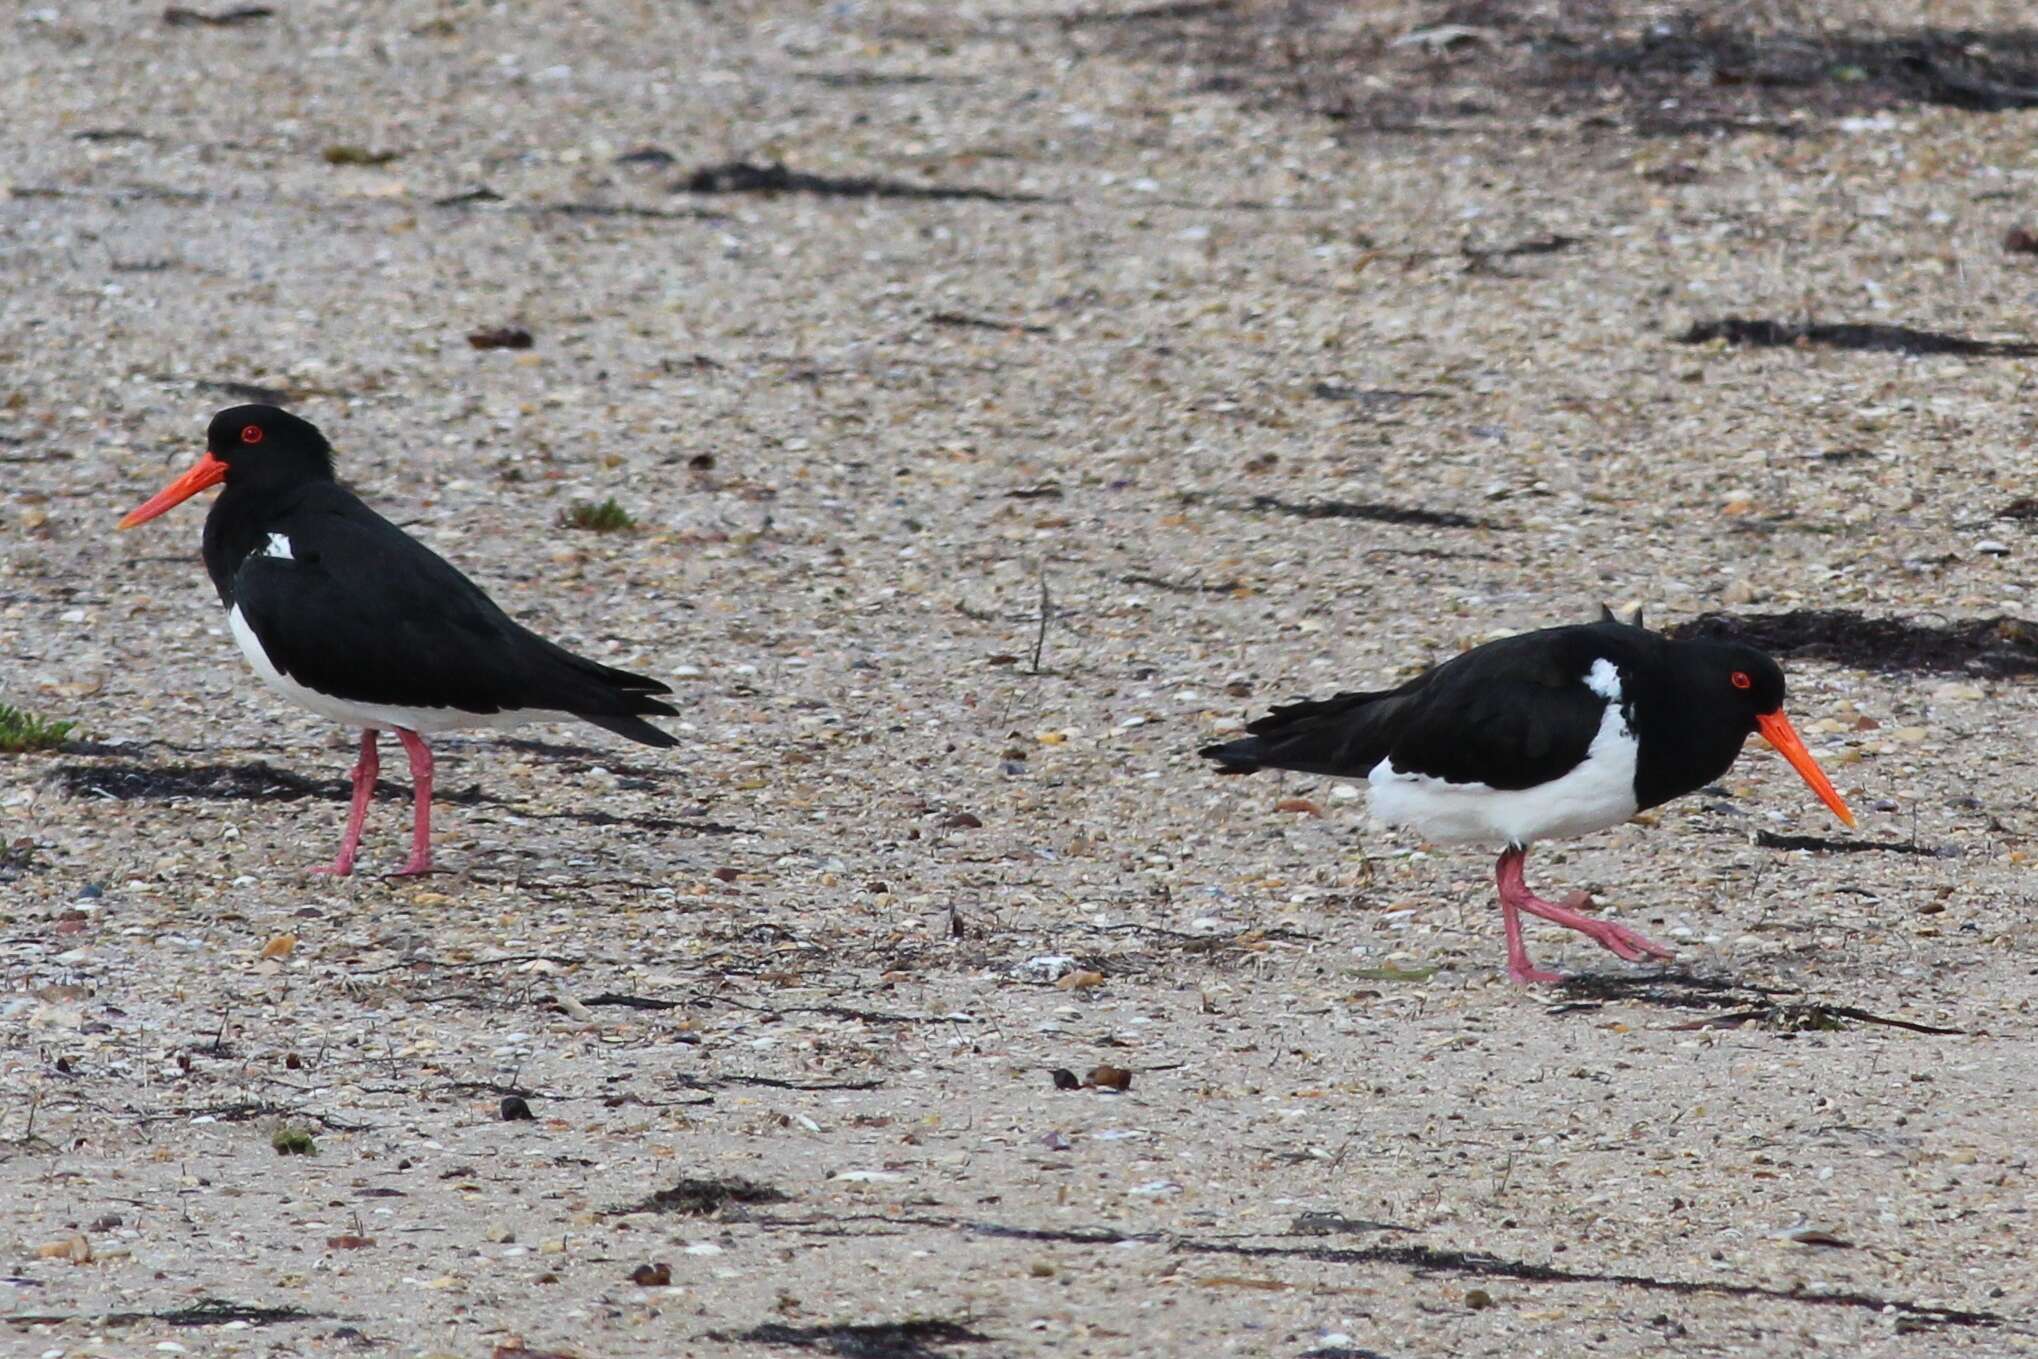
[1583,656,1622,701]
[260,532,294,561]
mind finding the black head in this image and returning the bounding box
[1706,642,1787,726]
[1632,636,1851,826]
[203,405,336,481]
[119,405,335,529]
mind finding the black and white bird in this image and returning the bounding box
[118,405,678,877]
[1200,610,1854,983]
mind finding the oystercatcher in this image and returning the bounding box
[118,405,678,876]
[1200,611,1854,983]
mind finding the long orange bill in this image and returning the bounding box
[117,451,227,529]
[1755,710,1855,827]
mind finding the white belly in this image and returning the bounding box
[227,604,561,735]
[1367,698,1641,848]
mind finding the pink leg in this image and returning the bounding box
[392,728,435,876]
[1498,881,1564,986]
[1495,846,1674,984]
[312,728,379,877]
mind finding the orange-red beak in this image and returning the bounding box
[1755,710,1855,827]
[118,450,227,529]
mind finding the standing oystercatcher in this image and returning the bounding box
[1200,611,1854,983]
[118,405,678,876]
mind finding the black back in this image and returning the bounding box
[1201,619,1788,810]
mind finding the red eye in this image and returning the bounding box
[241,424,264,445]
[1730,671,1752,690]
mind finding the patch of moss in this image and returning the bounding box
[0,703,74,754]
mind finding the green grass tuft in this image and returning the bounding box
[559,497,637,533]
[271,1126,318,1156]
[0,703,74,754]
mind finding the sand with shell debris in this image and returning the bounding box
[6,2,2038,1356]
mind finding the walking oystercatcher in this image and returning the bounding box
[117,405,678,876]
[1200,610,1854,983]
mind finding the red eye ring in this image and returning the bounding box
[240,424,264,445]
[1730,670,1752,690]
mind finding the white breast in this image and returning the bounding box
[1367,660,1641,848]
[226,603,558,734]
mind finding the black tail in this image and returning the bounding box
[523,635,681,748]
[1198,736,1266,774]
[1199,687,1415,779]
[581,710,679,748]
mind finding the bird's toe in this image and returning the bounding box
[1594,923,1674,963]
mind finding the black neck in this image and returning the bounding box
[200,480,323,607]
[1627,659,1756,809]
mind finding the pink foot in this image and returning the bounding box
[1495,847,1674,981]
[1581,920,1674,963]
[1506,961,1566,986]
[1539,890,1674,962]
[1526,894,1673,962]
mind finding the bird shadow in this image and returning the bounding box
[48,759,741,836]
[1679,317,2038,358]
[1551,969,1965,1035]
[1670,609,2038,677]
[497,736,678,784]
[1551,967,1781,1012]
[1067,4,2038,139]
[50,759,474,805]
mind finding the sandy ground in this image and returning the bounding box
[8,1,2038,1355]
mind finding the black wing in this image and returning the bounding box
[1202,626,1616,789]
[232,495,677,746]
